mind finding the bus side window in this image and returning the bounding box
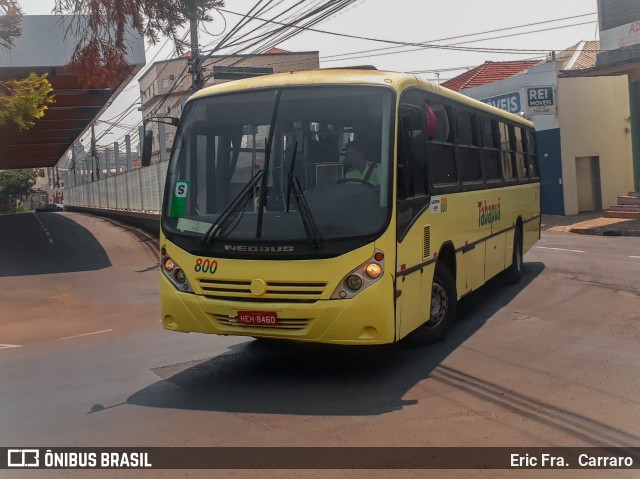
[514,127,527,180]
[499,122,516,180]
[397,106,429,239]
[480,117,502,182]
[524,129,539,179]
[457,110,482,184]
[426,102,457,188]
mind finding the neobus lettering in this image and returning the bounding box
[224,245,294,252]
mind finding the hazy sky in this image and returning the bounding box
[20,0,600,146]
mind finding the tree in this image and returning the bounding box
[0,2,54,130]
[0,168,37,212]
[0,1,21,49]
[0,72,54,130]
[52,0,224,87]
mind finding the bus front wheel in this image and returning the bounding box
[410,263,457,345]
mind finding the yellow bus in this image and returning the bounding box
[159,68,540,345]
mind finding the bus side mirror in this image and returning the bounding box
[142,130,153,167]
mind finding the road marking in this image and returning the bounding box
[48,238,54,243]
[59,329,114,340]
[534,246,586,253]
[630,256,640,259]
[0,344,23,349]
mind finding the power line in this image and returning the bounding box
[321,12,597,62]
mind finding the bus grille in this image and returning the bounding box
[210,314,311,330]
[198,279,327,303]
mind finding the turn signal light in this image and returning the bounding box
[365,263,382,279]
[163,258,176,272]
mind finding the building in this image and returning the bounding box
[442,42,634,216]
[138,48,320,164]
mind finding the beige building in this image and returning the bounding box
[557,75,633,215]
[138,48,320,163]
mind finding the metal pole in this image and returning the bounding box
[189,15,204,91]
[114,142,120,209]
[125,135,132,209]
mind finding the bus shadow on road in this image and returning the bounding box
[0,213,111,277]
[124,262,549,418]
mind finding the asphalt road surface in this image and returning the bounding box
[1,211,639,479]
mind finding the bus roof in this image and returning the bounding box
[188,68,534,128]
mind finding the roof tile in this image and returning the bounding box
[441,60,541,91]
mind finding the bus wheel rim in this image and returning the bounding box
[429,281,448,327]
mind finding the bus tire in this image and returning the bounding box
[410,263,457,345]
[505,230,523,284]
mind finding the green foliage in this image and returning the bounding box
[0,168,38,212]
[0,73,54,130]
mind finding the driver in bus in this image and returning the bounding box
[343,140,380,187]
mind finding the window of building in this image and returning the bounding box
[212,66,274,80]
[38,169,45,178]
[162,79,170,88]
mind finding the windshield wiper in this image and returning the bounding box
[201,169,264,246]
[286,142,322,249]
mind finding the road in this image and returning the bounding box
[1,211,639,479]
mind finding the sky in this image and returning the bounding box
[21,0,600,149]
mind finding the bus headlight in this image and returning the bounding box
[346,275,363,290]
[161,247,194,293]
[175,269,187,283]
[331,249,385,299]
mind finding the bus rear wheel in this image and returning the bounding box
[410,263,457,345]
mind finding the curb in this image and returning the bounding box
[570,227,640,237]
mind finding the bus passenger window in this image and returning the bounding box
[480,118,502,181]
[499,122,516,180]
[457,110,482,184]
[426,102,457,186]
[514,127,527,180]
[524,130,539,179]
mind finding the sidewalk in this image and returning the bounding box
[542,212,640,237]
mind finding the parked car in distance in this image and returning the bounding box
[35,203,64,212]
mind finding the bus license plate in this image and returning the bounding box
[237,311,278,326]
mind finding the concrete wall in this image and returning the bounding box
[558,75,634,215]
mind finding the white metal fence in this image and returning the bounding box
[63,160,169,213]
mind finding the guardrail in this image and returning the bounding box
[63,161,168,235]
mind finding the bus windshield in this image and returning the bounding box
[163,86,394,245]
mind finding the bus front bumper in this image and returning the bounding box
[160,274,396,345]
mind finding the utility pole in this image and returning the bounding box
[188,15,204,91]
[91,124,99,180]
